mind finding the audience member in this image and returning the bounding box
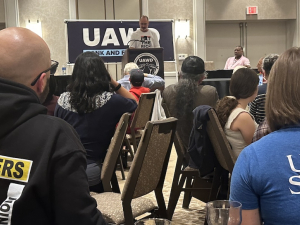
[224,46,251,70]
[250,54,279,124]
[252,118,270,142]
[216,68,258,159]
[232,65,246,74]
[55,52,137,193]
[43,74,59,115]
[118,62,164,91]
[129,68,150,101]
[256,57,266,84]
[230,47,300,225]
[0,27,106,225]
[163,56,219,152]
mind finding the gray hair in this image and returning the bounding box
[263,54,279,76]
[124,62,139,75]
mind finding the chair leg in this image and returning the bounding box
[167,174,187,220]
[118,156,126,180]
[154,188,167,218]
[210,167,223,201]
[123,202,135,225]
[111,172,120,193]
[125,137,134,159]
[132,137,138,153]
[182,176,193,209]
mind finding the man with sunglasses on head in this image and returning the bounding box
[0,27,106,225]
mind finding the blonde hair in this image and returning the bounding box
[124,62,139,75]
[233,66,246,74]
[266,47,300,131]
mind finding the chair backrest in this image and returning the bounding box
[121,118,177,201]
[162,103,188,166]
[130,92,156,130]
[207,109,235,173]
[101,113,131,191]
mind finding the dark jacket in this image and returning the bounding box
[0,77,106,225]
[187,105,217,177]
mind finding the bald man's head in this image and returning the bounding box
[0,27,51,87]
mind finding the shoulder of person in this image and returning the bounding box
[110,93,137,104]
[201,84,217,92]
[163,84,176,94]
[34,114,86,154]
[235,111,254,123]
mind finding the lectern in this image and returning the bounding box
[122,48,164,78]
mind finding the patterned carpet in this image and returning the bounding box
[117,146,207,225]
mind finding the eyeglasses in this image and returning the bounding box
[30,60,59,86]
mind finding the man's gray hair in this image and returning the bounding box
[124,62,139,75]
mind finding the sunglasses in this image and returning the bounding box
[31,60,59,86]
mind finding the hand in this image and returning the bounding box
[143,73,148,77]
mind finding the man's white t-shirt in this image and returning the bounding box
[129,29,160,48]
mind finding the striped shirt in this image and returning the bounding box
[250,93,266,125]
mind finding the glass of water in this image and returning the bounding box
[206,200,242,225]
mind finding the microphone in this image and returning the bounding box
[127,39,142,46]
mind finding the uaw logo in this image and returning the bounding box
[134,53,159,75]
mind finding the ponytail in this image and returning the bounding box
[216,96,239,128]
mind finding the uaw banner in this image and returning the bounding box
[66,20,174,63]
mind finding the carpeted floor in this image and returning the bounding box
[116,146,207,225]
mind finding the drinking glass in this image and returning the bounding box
[206,200,242,225]
[134,218,171,225]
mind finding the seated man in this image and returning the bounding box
[224,46,250,70]
[163,56,219,153]
[129,68,150,101]
[118,62,164,91]
[0,27,106,225]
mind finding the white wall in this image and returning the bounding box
[206,0,297,21]
[18,0,69,74]
[0,0,5,23]
[206,21,289,70]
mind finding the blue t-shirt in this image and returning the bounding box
[230,125,300,225]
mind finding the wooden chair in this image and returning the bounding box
[126,92,156,153]
[162,103,223,220]
[206,108,235,173]
[101,113,131,192]
[93,118,177,225]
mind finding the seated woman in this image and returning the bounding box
[55,52,137,192]
[216,68,259,159]
[230,47,300,224]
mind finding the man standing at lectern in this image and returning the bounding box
[129,15,160,48]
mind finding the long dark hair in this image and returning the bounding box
[67,52,111,114]
[173,72,203,119]
[216,68,259,128]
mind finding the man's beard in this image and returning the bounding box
[39,77,50,104]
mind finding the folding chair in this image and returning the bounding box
[93,118,177,225]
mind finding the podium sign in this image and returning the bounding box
[122,48,164,78]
